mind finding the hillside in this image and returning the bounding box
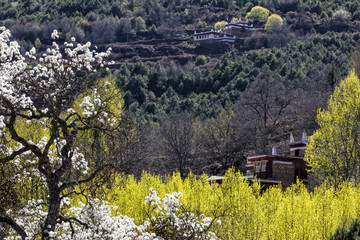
[4,3,360,239]
[1,0,360,165]
[1,0,360,65]
[106,36,231,65]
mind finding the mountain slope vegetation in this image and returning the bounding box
[0,0,359,170]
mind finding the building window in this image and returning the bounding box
[295,150,299,156]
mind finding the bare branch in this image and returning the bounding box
[0,146,30,163]
[0,216,27,240]
[58,215,89,229]
[59,164,116,191]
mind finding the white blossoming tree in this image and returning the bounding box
[0,28,221,240]
[143,189,218,240]
[0,27,127,239]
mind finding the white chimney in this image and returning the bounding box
[302,131,307,143]
[272,146,277,155]
[290,133,294,144]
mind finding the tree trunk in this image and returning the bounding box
[42,181,61,240]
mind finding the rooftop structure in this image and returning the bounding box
[224,18,255,37]
[245,132,310,189]
[207,132,316,190]
[193,17,259,46]
[193,29,236,44]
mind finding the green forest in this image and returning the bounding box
[1,0,360,44]
[118,32,360,121]
[3,0,360,239]
[0,0,359,121]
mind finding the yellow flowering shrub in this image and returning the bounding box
[90,169,360,239]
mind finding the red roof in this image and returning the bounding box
[247,155,303,162]
[247,177,281,184]
[234,20,249,25]
[289,141,306,148]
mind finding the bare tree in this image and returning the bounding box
[159,113,197,178]
[199,111,248,175]
[91,17,117,44]
[235,71,296,154]
[120,17,132,42]
[292,70,333,135]
[350,45,360,77]
[76,111,145,175]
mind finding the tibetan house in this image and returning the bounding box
[193,29,236,44]
[223,18,255,37]
[245,132,310,189]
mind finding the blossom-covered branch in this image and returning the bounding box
[0,27,117,239]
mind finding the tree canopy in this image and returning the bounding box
[214,20,227,30]
[0,27,125,239]
[265,14,283,31]
[116,32,360,122]
[305,71,360,186]
[245,6,270,24]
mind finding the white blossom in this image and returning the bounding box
[51,30,59,40]
[0,27,220,240]
[79,96,95,117]
[5,191,219,240]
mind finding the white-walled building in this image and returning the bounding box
[193,29,236,44]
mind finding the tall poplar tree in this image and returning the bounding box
[305,71,360,186]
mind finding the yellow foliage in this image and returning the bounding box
[265,14,283,31]
[0,117,50,208]
[1,76,125,218]
[15,117,50,144]
[67,168,360,239]
[71,76,128,166]
[245,6,270,24]
[305,71,360,186]
[72,76,124,127]
[214,21,227,30]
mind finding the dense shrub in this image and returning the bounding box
[74,170,360,239]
